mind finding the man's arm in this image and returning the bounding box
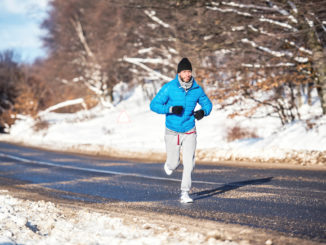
[150,84,170,114]
[197,88,212,117]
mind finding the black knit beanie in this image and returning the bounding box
[177,58,192,73]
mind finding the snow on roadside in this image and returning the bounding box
[1,85,325,166]
[0,190,239,245]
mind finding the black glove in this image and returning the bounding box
[194,109,205,120]
[171,106,184,115]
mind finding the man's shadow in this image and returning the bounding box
[192,177,273,200]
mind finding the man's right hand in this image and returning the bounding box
[171,106,184,115]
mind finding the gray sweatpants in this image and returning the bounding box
[165,127,197,192]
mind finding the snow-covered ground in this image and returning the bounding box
[1,84,325,166]
[0,189,322,245]
[0,190,241,245]
[1,85,325,245]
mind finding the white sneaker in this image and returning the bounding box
[180,191,193,203]
[164,163,173,176]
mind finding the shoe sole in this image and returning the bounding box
[164,164,173,175]
[180,200,193,203]
[180,197,194,203]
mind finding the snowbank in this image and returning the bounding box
[0,190,239,245]
[1,85,325,166]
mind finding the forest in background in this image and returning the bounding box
[0,0,325,132]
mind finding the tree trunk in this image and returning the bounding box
[307,29,326,114]
[314,51,326,115]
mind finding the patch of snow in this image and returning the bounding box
[241,63,262,68]
[305,17,314,27]
[168,47,178,54]
[144,10,170,28]
[242,62,295,68]
[259,16,297,30]
[138,48,153,54]
[285,40,312,55]
[241,38,307,60]
[41,98,86,114]
[294,57,309,63]
[207,6,252,17]
[248,25,258,32]
[204,35,214,40]
[220,1,275,12]
[231,26,245,31]
[123,57,172,81]
[257,27,275,37]
[288,1,298,14]
[288,15,298,24]
[0,192,238,245]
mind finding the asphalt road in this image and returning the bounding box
[0,142,325,242]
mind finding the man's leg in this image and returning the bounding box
[181,133,197,192]
[164,134,181,171]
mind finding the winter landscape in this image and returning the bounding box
[1,82,326,166]
[1,84,325,244]
[1,0,326,244]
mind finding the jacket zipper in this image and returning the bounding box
[179,84,199,123]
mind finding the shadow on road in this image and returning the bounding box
[192,177,273,200]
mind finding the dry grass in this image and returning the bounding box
[33,119,50,132]
[226,125,259,142]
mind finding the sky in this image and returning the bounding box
[0,0,50,63]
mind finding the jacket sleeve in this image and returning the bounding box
[150,84,170,114]
[198,88,212,116]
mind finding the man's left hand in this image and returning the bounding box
[194,109,205,120]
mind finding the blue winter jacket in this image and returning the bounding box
[150,75,212,133]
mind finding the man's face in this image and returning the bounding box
[179,70,192,83]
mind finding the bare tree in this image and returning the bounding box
[39,0,325,124]
[42,0,134,105]
[0,51,50,131]
[0,51,21,131]
[193,0,326,123]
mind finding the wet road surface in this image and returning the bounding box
[0,142,325,242]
